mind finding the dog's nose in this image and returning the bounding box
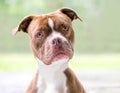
[52,38,62,46]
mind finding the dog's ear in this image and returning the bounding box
[12,16,34,35]
[60,8,82,21]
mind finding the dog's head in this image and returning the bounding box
[13,8,81,65]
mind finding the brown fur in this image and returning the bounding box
[14,8,85,93]
[65,68,85,93]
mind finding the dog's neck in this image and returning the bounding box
[37,58,69,77]
[36,58,69,93]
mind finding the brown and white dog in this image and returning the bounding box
[13,8,85,93]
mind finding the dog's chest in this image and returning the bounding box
[37,71,67,93]
[37,62,68,93]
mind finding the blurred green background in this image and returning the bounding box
[0,0,120,71]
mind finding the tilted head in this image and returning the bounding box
[13,8,81,65]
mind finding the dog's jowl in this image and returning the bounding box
[13,8,85,93]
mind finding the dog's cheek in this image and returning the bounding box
[65,30,74,48]
[30,39,41,58]
[34,35,52,63]
[39,44,53,65]
[69,34,74,47]
[42,42,51,58]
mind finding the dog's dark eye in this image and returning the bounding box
[62,24,69,31]
[36,32,42,39]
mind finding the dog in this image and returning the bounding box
[13,7,85,93]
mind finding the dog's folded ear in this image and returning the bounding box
[12,16,34,35]
[60,7,82,21]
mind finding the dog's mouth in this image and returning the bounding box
[52,51,70,62]
[45,47,73,65]
[38,48,73,65]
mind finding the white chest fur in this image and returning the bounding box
[37,58,68,93]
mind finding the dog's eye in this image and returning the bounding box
[36,32,42,39]
[62,24,69,31]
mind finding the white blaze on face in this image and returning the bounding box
[47,18,68,44]
[48,18,54,30]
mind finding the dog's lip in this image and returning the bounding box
[55,51,66,55]
[53,51,68,57]
[51,51,70,61]
[41,52,68,65]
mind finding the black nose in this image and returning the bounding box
[52,38,62,46]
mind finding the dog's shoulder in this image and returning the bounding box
[64,68,85,93]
